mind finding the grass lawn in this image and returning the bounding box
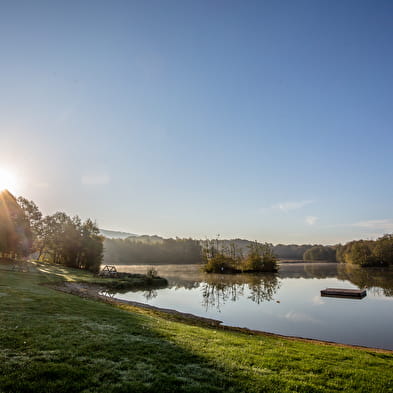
[0,262,392,392]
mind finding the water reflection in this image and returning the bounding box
[337,264,393,297]
[113,263,393,349]
[281,262,338,279]
[113,263,393,301]
[104,263,393,307]
[142,289,159,300]
[199,274,280,311]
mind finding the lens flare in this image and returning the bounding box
[0,169,17,192]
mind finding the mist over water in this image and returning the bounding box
[113,263,393,350]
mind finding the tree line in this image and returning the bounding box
[103,236,202,265]
[210,240,314,260]
[4,187,390,271]
[301,236,393,266]
[303,245,337,262]
[336,235,393,267]
[104,235,393,268]
[103,235,338,265]
[0,190,103,273]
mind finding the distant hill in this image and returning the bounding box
[99,229,137,239]
[129,235,164,244]
[211,239,314,260]
[101,231,317,261]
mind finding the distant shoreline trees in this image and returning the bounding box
[3,189,392,271]
[336,235,393,267]
[104,236,202,265]
[303,245,337,262]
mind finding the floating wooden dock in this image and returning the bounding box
[321,288,367,299]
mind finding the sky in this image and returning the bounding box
[0,0,393,244]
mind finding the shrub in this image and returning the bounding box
[203,254,238,273]
[202,240,278,274]
[242,253,278,272]
[146,267,158,278]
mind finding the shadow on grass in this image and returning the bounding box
[2,266,393,393]
[0,270,240,393]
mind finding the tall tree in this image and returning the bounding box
[0,190,32,258]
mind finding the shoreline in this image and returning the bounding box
[52,281,393,354]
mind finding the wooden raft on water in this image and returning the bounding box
[321,288,367,299]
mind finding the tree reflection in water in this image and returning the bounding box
[112,263,393,310]
[142,289,158,301]
[337,264,393,297]
[201,273,280,311]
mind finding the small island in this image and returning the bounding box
[201,239,278,273]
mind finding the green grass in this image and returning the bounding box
[0,262,392,392]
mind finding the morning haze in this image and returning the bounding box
[1,2,393,392]
[1,1,393,245]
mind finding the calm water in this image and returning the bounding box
[113,263,393,350]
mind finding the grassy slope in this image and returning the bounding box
[0,263,392,393]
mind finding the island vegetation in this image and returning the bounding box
[202,239,278,273]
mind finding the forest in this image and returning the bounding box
[103,235,393,268]
[103,237,325,264]
[104,236,201,265]
[303,245,337,262]
[336,236,393,267]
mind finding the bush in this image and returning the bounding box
[202,240,278,274]
[203,254,239,273]
[242,253,278,272]
[242,253,263,271]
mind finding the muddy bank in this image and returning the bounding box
[51,281,223,326]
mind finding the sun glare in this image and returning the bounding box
[0,169,17,192]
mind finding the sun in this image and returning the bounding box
[0,169,17,192]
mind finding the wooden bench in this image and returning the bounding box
[99,265,118,277]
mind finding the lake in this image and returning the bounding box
[112,263,393,350]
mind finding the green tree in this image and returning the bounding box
[303,245,336,262]
[373,235,393,266]
[17,197,45,256]
[0,190,32,258]
[41,212,104,273]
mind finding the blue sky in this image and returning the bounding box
[1,0,392,244]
